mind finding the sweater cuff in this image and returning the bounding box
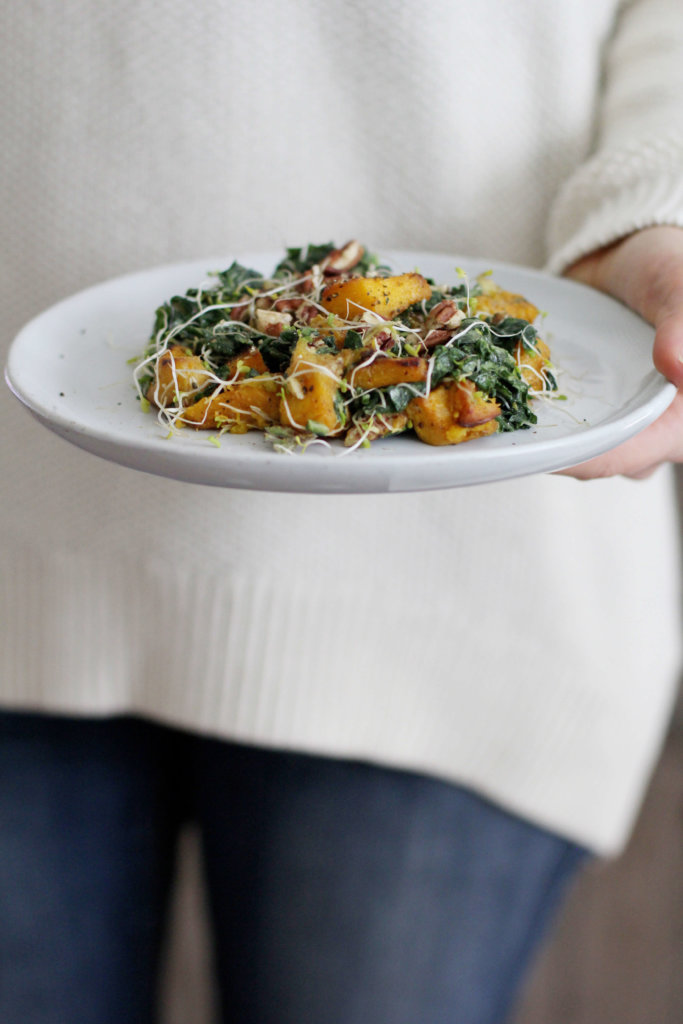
[545,132,683,275]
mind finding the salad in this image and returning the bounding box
[134,241,557,452]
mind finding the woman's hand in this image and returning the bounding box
[561,225,683,479]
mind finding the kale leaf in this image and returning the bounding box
[349,381,426,419]
[274,243,336,277]
[149,260,264,355]
[429,321,536,432]
[343,329,364,350]
[487,315,540,352]
[214,261,263,295]
[258,328,299,373]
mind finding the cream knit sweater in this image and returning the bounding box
[3,0,683,854]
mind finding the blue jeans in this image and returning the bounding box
[0,712,586,1024]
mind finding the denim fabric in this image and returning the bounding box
[0,712,586,1024]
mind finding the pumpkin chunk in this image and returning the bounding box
[180,379,280,431]
[280,338,345,435]
[349,355,429,391]
[514,337,553,392]
[320,273,431,320]
[472,288,539,323]
[408,380,500,446]
[146,345,212,407]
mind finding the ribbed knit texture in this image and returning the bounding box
[547,0,683,270]
[2,0,683,853]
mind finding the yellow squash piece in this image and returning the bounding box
[281,338,345,435]
[348,355,429,391]
[146,344,213,407]
[407,380,501,446]
[180,378,280,431]
[320,273,431,320]
[472,288,539,323]
[514,337,553,391]
[224,348,269,378]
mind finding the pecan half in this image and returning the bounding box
[321,240,365,276]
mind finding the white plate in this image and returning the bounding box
[5,250,676,493]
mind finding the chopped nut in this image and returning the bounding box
[255,308,292,336]
[322,240,365,275]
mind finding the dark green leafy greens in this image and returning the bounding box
[147,261,264,366]
[342,329,364,350]
[349,382,426,420]
[274,243,336,276]
[346,317,545,433]
[259,328,299,373]
[214,261,263,293]
[429,320,537,431]
[487,315,540,352]
[273,242,389,278]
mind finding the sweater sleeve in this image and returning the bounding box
[546,0,683,273]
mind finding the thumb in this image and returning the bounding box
[653,297,683,389]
